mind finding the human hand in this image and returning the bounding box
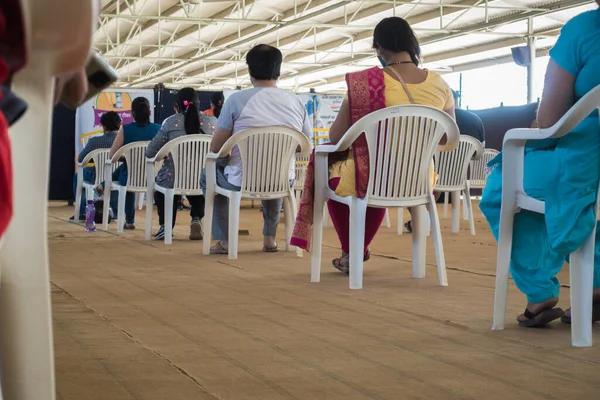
[54,67,87,107]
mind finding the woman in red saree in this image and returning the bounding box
[291,17,455,273]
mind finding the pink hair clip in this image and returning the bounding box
[183,100,191,111]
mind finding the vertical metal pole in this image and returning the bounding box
[527,17,536,104]
[458,72,463,108]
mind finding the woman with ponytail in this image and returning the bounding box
[204,92,224,118]
[146,87,217,241]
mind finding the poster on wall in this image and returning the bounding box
[75,88,154,154]
[297,94,344,145]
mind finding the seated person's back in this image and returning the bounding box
[217,87,312,187]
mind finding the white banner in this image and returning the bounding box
[75,88,155,155]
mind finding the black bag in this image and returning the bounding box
[92,200,112,224]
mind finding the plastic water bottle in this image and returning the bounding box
[85,200,96,232]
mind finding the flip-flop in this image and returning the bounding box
[263,241,279,253]
[332,250,371,275]
[560,303,600,324]
[518,308,564,328]
[210,241,228,255]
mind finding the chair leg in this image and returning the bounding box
[117,187,126,233]
[451,191,460,233]
[145,188,154,241]
[427,194,448,286]
[492,207,516,332]
[228,192,241,260]
[463,181,471,221]
[411,205,427,279]
[323,205,330,227]
[202,189,215,255]
[397,207,404,236]
[283,195,293,252]
[74,177,83,220]
[569,227,595,347]
[384,209,391,228]
[137,192,144,210]
[465,189,476,236]
[349,198,367,289]
[310,197,326,283]
[287,191,302,257]
[102,173,111,231]
[444,192,449,218]
[164,190,174,245]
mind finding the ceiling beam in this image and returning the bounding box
[179,0,483,84]
[126,0,351,86]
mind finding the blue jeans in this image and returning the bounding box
[480,148,600,304]
[113,164,136,224]
[200,164,288,241]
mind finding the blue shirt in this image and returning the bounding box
[549,9,600,101]
[122,122,161,145]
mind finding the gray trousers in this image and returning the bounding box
[200,166,285,241]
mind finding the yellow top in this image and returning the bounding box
[331,70,453,196]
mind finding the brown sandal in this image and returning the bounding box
[332,250,371,275]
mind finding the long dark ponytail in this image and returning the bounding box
[210,92,225,119]
[176,87,201,134]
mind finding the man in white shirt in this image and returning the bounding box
[201,44,313,253]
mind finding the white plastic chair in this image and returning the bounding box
[74,149,110,219]
[434,135,483,235]
[145,135,212,244]
[310,105,459,289]
[468,148,499,190]
[461,148,499,220]
[493,84,600,347]
[103,141,150,231]
[203,126,310,259]
[0,1,97,399]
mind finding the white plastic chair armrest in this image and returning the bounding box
[315,144,341,154]
[108,146,128,163]
[78,151,96,166]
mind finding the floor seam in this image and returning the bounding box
[50,282,222,400]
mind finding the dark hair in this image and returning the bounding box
[210,92,224,119]
[246,44,282,81]
[176,87,201,134]
[131,97,151,125]
[372,17,421,66]
[100,111,121,132]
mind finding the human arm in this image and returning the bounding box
[210,129,232,153]
[210,95,235,153]
[537,60,576,129]
[328,100,351,145]
[537,16,582,129]
[77,138,96,163]
[145,127,169,159]
[54,67,87,107]
[299,105,314,152]
[109,126,124,158]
